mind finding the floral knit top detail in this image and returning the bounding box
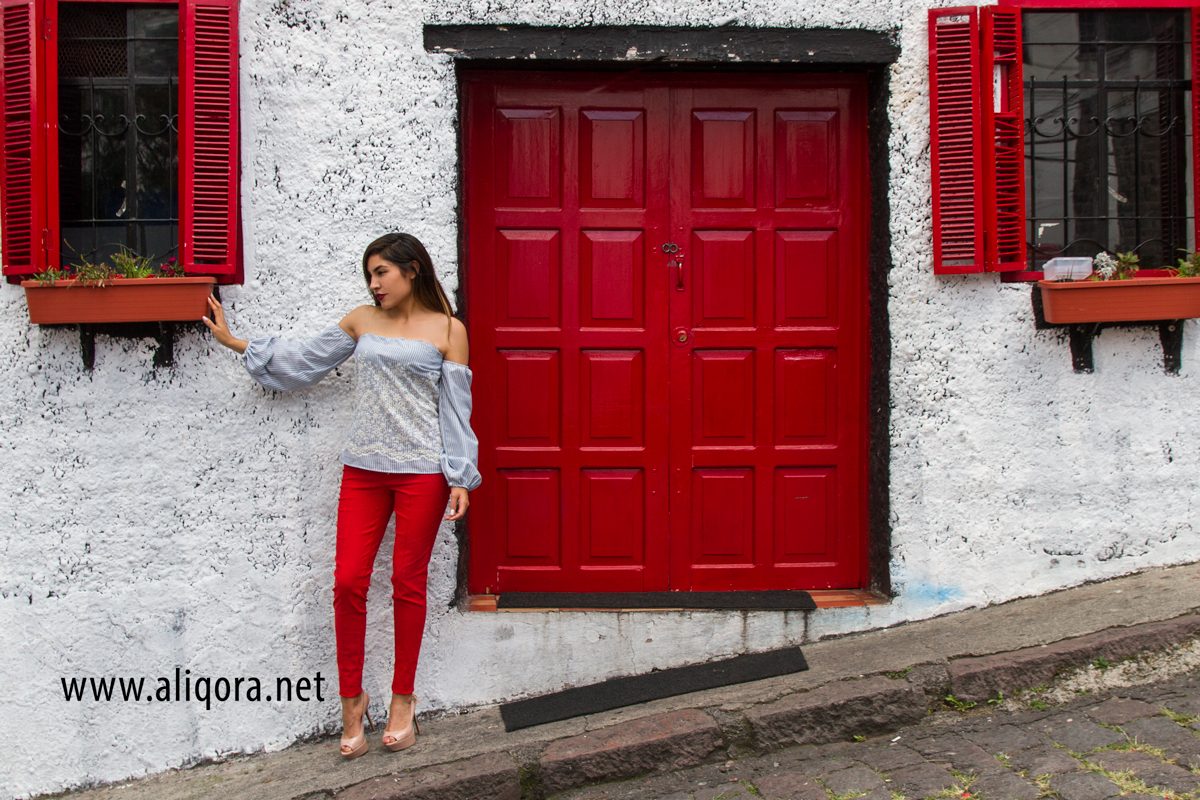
[242,325,481,490]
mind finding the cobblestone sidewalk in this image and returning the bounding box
[557,668,1200,800]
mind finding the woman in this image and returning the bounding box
[203,233,481,759]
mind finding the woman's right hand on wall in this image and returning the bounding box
[203,295,249,354]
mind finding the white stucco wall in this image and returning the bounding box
[2,0,1198,797]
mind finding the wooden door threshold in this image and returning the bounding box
[467,590,886,612]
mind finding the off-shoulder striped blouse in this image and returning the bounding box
[242,325,481,490]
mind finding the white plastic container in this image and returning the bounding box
[1042,256,1093,281]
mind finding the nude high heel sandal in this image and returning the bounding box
[340,692,375,760]
[382,695,420,752]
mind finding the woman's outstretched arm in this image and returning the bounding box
[204,296,356,391]
[202,296,249,354]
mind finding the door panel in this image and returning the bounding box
[668,78,866,591]
[691,111,756,207]
[692,350,756,445]
[692,468,755,564]
[494,108,561,206]
[466,72,867,594]
[774,468,837,561]
[693,230,756,326]
[775,349,837,444]
[776,230,837,324]
[580,349,645,445]
[496,349,560,445]
[580,468,646,563]
[774,110,839,208]
[467,75,671,593]
[579,110,645,208]
[494,229,561,326]
[579,230,645,327]
[499,469,561,562]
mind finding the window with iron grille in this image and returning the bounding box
[1023,10,1193,274]
[57,2,179,268]
[928,5,1200,279]
[0,0,239,283]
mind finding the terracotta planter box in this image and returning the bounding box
[21,276,217,324]
[1038,277,1200,324]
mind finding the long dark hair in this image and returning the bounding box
[362,233,454,337]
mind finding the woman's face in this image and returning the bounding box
[367,254,416,309]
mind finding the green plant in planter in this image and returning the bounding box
[1091,251,1140,280]
[73,259,117,286]
[35,247,182,286]
[1175,250,1200,278]
[34,267,72,286]
[111,248,155,279]
[157,256,184,277]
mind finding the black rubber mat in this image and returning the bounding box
[499,645,809,731]
[496,591,817,610]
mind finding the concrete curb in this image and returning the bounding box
[539,709,724,795]
[332,752,521,800]
[331,612,1200,800]
[745,676,928,753]
[946,613,1200,703]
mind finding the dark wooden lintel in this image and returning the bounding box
[424,25,900,64]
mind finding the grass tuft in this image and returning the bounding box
[1161,707,1198,726]
[925,770,978,799]
[1097,736,1170,760]
[1070,748,1184,797]
[944,695,977,712]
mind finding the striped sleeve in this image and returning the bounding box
[243,325,357,391]
[438,360,482,490]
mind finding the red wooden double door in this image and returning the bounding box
[464,72,869,594]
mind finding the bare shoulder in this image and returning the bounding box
[339,305,377,339]
[445,316,469,365]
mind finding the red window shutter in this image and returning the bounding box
[0,0,46,278]
[181,0,238,276]
[981,6,1026,272]
[929,7,983,274]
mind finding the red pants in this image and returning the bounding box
[333,466,449,697]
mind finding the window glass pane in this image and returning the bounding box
[56,4,178,267]
[133,8,178,39]
[134,85,177,221]
[134,40,176,77]
[1023,10,1192,272]
[58,3,126,79]
[1025,42,1099,83]
[93,88,128,221]
[57,85,89,224]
